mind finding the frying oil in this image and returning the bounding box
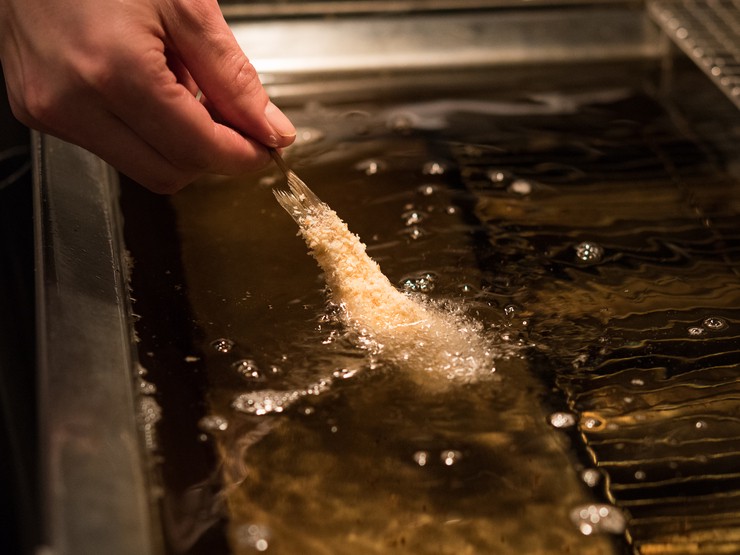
[123,65,740,555]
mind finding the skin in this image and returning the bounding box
[0,0,296,193]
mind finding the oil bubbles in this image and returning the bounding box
[137,375,157,395]
[412,449,463,467]
[232,390,292,416]
[508,179,533,195]
[580,468,601,488]
[459,283,477,295]
[486,169,508,184]
[402,226,427,241]
[401,209,427,226]
[485,170,533,196]
[687,316,729,337]
[138,396,162,452]
[503,304,518,318]
[235,523,271,552]
[293,126,325,146]
[399,203,429,240]
[417,184,439,197]
[570,503,626,536]
[401,272,437,293]
[233,358,263,381]
[581,413,606,432]
[355,159,386,176]
[332,367,358,380]
[422,160,449,176]
[703,316,728,331]
[232,379,332,416]
[198,415,229,434]
[549,411,577,429]
[210,338,235,353]
[441,449,463,466]
[574,242,605,264]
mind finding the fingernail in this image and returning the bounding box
[265,101,296,140]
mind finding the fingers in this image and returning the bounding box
[24,84,204,194]
[84,99,260,194]
[165,48,199,96]
[163,0,296,148]
[97,38,271,179]
[0,0,292,193]
[38,83,210,193]
[78,110,198,194]
[5,42,266,193]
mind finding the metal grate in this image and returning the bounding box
[650,0,740,110]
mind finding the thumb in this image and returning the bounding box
[164,1,295,148]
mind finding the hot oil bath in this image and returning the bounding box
[121,63,740,554]
[149,113,613,555]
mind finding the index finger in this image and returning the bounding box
[162,0,296,148]
[98,35,271,176]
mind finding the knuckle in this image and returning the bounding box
[18,83,58,128]
[7,92,34,127]
[231,58,262,97]
[171,0,225,47]
[81,57,118,94]
[74,45,131,94]
[176,0,218,26]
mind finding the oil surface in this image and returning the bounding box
[123,63,740,554]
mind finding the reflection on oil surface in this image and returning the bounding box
[123,65,740,554]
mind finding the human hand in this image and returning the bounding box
[0,0,295,193]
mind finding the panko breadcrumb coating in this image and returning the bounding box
[275,173,493,388]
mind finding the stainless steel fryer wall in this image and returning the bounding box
[33,134,160,555]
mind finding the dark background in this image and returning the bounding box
[0,65,38,555]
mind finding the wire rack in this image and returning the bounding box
[650,0,740,110]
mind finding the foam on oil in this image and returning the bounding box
[273,173,495,390]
